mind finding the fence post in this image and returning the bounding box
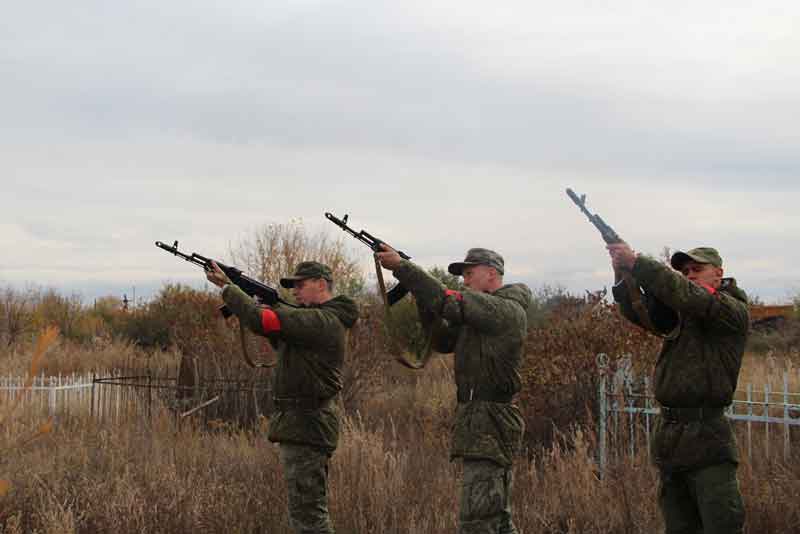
[49,376,56,416]
[764,383,771,460]
[746,383,753,462]
[597,353,609,479]
[91,372,96,419]
[626,377,635,459]
[783,372,790,461]
[644,376,651,458]
[147,371,152,421]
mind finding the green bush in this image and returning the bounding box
[377,266,463,366]
[113,284,225,351]
[427,266,463,291]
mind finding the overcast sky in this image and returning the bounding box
[2,1,799,304]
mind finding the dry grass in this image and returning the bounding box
[2,377,798,533]
[0,327,59,502]
[739,351,800,391]
[2,311,800,532]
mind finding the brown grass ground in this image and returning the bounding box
[2,340,800,533]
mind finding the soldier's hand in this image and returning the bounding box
[206,261,233,288]
[375,244,402,271]
[607,243,637,272]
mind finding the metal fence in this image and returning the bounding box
[0,373,272,426]
[597,353,800,476]
[92,375,272,426]
[0,373,95,419]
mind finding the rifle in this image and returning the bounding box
[324,212,410,305]
[155,240,296,318]
[324,213,433,369]
[565,189,657,332]
[566,188,623,245]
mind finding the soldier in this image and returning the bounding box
[607,244,748,534]
[377,246,531,534]
[206,261,358,534]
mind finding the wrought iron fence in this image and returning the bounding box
[597,353,800,477]
[92,375,272,426]
[0,372,272,427]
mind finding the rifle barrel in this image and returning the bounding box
[324,212,347,227]
[324,212,411,260]
[565,188,579,202]
[565,188,594,219]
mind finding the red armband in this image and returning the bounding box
[696,282,717,295]
[444,289,463,301]
[261,308,281,334]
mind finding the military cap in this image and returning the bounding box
[448,248,505,276]
[670,247,723,270]
[280,261,333,288]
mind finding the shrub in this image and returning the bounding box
[1,287,112,347]
[340,298,394,410]
[428,266,463,291]
[519,294,661,449]
[112,284,215,348]
[747,317,800,356]
[0,287,35,347]
[376,266,463,368]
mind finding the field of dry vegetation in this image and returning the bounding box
[1,226,799,533]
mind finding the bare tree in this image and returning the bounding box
[0,287,34,347]
[228,219,365,298]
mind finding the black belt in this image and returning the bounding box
[457,389,514,404]
[660,406,726,423]
[273,396,332,411]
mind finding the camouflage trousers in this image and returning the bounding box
[659,462,744,534]
[458,459,517,534]
[279,443,335,534]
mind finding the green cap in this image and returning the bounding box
[448,248,505,276]
[670,247,723,270]
[280,261,333,288]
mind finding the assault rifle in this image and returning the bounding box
[155,240,296,318]
[324,212,410,305]
[565,188,656,332]
[566,188,623,244]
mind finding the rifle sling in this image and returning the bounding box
[238,320,277,369]
[375,254,390,309]
[374,254,434,370]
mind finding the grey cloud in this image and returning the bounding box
[2,2,799,302]
[4,2,799,188]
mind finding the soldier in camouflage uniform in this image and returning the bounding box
[377,246,531,534]
[608,244,748,534]
[206,261,358,534]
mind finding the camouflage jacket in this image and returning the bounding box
[393,260,531,467]
[613,255,749,472]
[222,285,358,451]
